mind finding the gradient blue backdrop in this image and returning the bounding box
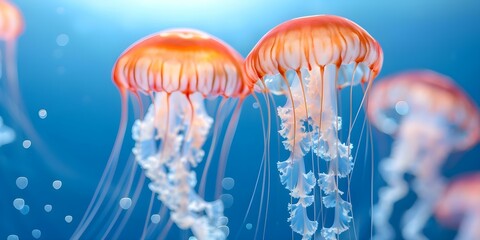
[1,0,479,239]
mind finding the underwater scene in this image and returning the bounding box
[1,0,479,239]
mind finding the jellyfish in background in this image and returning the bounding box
[435,173,480,240]
[0,1,57,164]
[0,0,22,137]
[368,70,480,240]
[245,15,383,240]
[0,116,14,146]
[0,0,23,102]
[72,29,250,240]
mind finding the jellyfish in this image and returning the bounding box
[367,70,480,240]
[0,116,14,146]
[0,1,60,167]
[72,29,250,240]
[435,173,480,240]
[244,15,383,240]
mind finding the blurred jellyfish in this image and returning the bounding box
[0,1,62,168]
[435,173,480,240]
[368,70,480,240]
[245,15,383,240]
[0,116,14,146]
[72,29,250,240]
[0,1,21,146]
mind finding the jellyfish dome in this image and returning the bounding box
[72,29,250,240]
[245,15,383,240]
[0,0,23,40]
[435,173,480,240]
[368,70,480,240]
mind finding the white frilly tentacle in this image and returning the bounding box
[0,116,14,147]
[132,92,227,240]
[274,65,356,240]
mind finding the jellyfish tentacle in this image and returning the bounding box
[277,72,318,240]
[298,65,352,240]
[132,92,227,240]
[0,116,14,146]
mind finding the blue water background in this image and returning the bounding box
[1,0,479,239]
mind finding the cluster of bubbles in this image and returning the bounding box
[6,177,73,239]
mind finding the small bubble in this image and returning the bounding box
[65,215,73,223]
[246,223,253,230]
[44,204,52,212]
[150,214,161,224]
[119,197,132,210]
[52,180,62,190]
[56,34,69,47]
[38,109,48,119]
[20,205,30,215]
[13,198,25,210]
[16,177,28,189]
[221,177,235,190]
[252,102,259,109]
[7,235,19,240]
[32,229,42,239]
[395,100,409,115]
[23,140,32,149]
[220,194,234,208]
[188,237,197,240]
[56,7,65,14]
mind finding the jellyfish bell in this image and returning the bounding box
[0,0,23,41]
[245,15,383,240]
[435,173,480,240]
[368,70,480,240]
[73,28,250,240]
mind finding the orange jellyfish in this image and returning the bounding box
[0,0,22,138]
[0,0,58,165]
[72,29,250,240]
[245,15,383,240]
[435,173,480,240]
[368,70,480,240]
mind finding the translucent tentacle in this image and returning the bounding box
[132,92,227,240]
[307,66,353,239]
[276,71,318,240]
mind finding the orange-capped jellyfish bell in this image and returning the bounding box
[72,29,250,240]
[435,173,480,240]
[0,1,58,164]
[0,0,22,143]
[367,70,480,240]
[245,15,383,240]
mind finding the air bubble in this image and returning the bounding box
[150,214,161,224]
[20,205,30,215]
[32,229,42,239]
[13,198,25,210]
[38,109,48,119]
[65,215,73,223]
[44,204,52,212]
[23,140,31,149]
[7,235,19,240]
[52,180,62,190]
[119,197,132,210]
[16,177,28,189]
[220,194,234,208]
[222,177,235,190]
[56,34,69,47]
